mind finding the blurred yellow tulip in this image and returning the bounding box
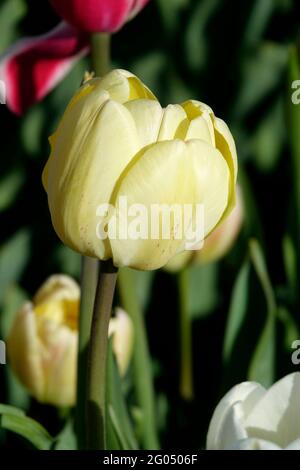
[165,186,244,272]
[108,307,134,376]
[43,69,237,270]
[7,275,134,406]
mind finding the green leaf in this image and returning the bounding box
[20,106,45,157]
[106,341,138,450]
[0,0,26,53]
[54,420,77,450]
[130,269,154,312]
[234,43,288,119]
[277,306,299,350]
[187,263,219,319]
[243,0,274,48]
[185,0,219,71]
[223,261,250,363]
[248,239,276,387]
[286,46,300,258]
[0,230,30,303]
[0,404,25,417]
[251,98,285,172]
[0,283,27,337]
[0,170,24,212]
[0,413,53,450]
[156,0,189,34]
[282,235,297,295]
[238,166,264,242]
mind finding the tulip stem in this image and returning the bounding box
[118,268,159,450]
[178,268,194,401]
[86,259,118,450]
[76,256,99,449]
[91,33,111,77]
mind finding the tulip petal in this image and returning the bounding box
[6,303,44,400]
[45,98,140,258]
[181,100,215,145]
[110,139,230,269]
[232,438,281,450]
[184,116,214,144]
[214,117,238,219]
[285,438,300,450]
[51,0,144,33]
[158,104,187,141]
[188,140,230,236]
[125,99,163,148]
[216,402,249,450]
[42,326,77,406]
[0,22,89,115]
[244,372,300,448]
[34,274,80,304]
[108,308,134,376]
[207,381,266,450]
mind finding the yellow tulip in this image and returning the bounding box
[43,69,237,270]
[108,307,134,376]
[7,275,133,406]
[165,185,244,272]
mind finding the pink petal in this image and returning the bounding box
[50,0,150,33]
[0,22,89,115]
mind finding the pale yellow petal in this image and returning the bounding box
[108,307,134,376]
[7,303,44,400]
[41,326,77,406]
[164,250,193,272]
[110,139,229,269]
[158,104,187,141]
[110,140,197,270]
[124,99,163,148]
[34,274,80,305]
[187,139,230,236]
[181,100,215,145]
[185,115,213,144]
[45,99,140,258]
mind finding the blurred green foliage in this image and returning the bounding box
[0,0,300,450]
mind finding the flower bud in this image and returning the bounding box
[108,307,134,376]
[50,0,150,33]
[207,373,300,450]
[7,275,134,406]
[165,185,243,272]
[194,184,243,264]
[43,69,237,270]
[7,275,79,407]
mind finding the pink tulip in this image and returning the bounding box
[50,0,150,33]
[0,22,89,115]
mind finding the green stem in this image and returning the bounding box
[91,33,111,76]
[118,268,159,450]
[178,268,194,401]
[76,256,99,449]
[75,31,112,449]
[86,260,118,450]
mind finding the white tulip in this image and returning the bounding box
[207,372,300,450]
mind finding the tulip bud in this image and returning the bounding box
[7,275,79,407]
[108,307,134,376]
[7,275,134,406]
[165,186,243,272]
[50,0,150,34]
[43,69,237,270]
[207,372,300,450]
[194,184,243,264]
